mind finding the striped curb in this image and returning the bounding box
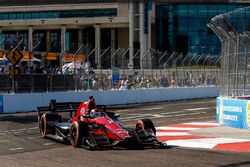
[156,122,250,152]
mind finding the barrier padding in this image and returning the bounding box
[216,97,250,130]
[2,86,219,113]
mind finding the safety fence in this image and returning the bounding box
[0,68,220,93]
[1,40,221,93]
[208,7,250,98]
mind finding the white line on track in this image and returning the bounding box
[197,116,216,119]
[13,131,25,134]
[175,117,197,121]
[124,110,206,117]
[26,130,37,133]
[28,127,38,130]
[122,111,206,122]
[27,137,36,140]
[183,122,219,126]
[10,147,23,151]
[43,143,55,146]
[156,127,200,131]
[157,132,190,136]
[0,127,39,135]
[10,128,26,132]
[0,140,8,143]
[185,107,210,111]
[143,107,164,111]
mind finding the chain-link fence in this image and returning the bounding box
[0,68,220,94]
[0,41,221,93]
[208,7,250,98]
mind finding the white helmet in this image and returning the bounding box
[90,109,100,118]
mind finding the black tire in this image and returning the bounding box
[127,128,143,149]
[82,135,96,151]
[135,119,156,135]
[39,113,61,138]
[70,121,84,148]
[40,114,47,138]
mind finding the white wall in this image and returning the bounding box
[2,86,220,113]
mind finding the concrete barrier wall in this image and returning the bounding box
[1,86,220,113]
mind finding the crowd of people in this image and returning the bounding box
[77,73,218,91]
[0,61,219,92]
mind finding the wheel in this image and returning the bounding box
[135,119,156,135]
[82,135,96,150]
[40,114,47,138]
[39,113,61,138]
[127,128,143,149]
[70,121,84,148]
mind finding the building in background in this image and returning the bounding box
[0,0,249,69]
[155,0,250,57]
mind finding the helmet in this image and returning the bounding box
[90,109,101,118]
[89,96,94,101]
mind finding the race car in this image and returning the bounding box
[38,97,166,150]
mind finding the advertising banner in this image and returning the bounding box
[217,97,250,129]
[112,67,120,84]
[0,95,3,113]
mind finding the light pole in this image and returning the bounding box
[141,49,151,79]
[173,53,183,87]
[188,54,196,82]
[73,44,85,91]
[121,47,130,77]
[164,52,176,83]
[87,47,97,90]
[111,47,121,68]
[99,47,110,89]
[158,50,167,76]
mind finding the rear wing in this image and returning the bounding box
[37,99,107,117]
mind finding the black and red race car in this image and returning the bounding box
[38,97,166,150]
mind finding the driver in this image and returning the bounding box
[88,96,103,118]
[89,109,101,118]
[88,96,96,112]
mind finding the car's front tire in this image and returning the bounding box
[135,119,156,135]
[70,121,84,148]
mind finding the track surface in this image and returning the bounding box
[1,98,250,167]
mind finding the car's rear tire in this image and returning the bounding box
[39,113,61,138]
[135,119,156,135]
[70,121,84,148]
[40,114,47,138]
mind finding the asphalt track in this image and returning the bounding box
[0,98,250,167]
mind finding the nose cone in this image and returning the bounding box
[95,117,130,138]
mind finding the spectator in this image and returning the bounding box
[64,67,70,75]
